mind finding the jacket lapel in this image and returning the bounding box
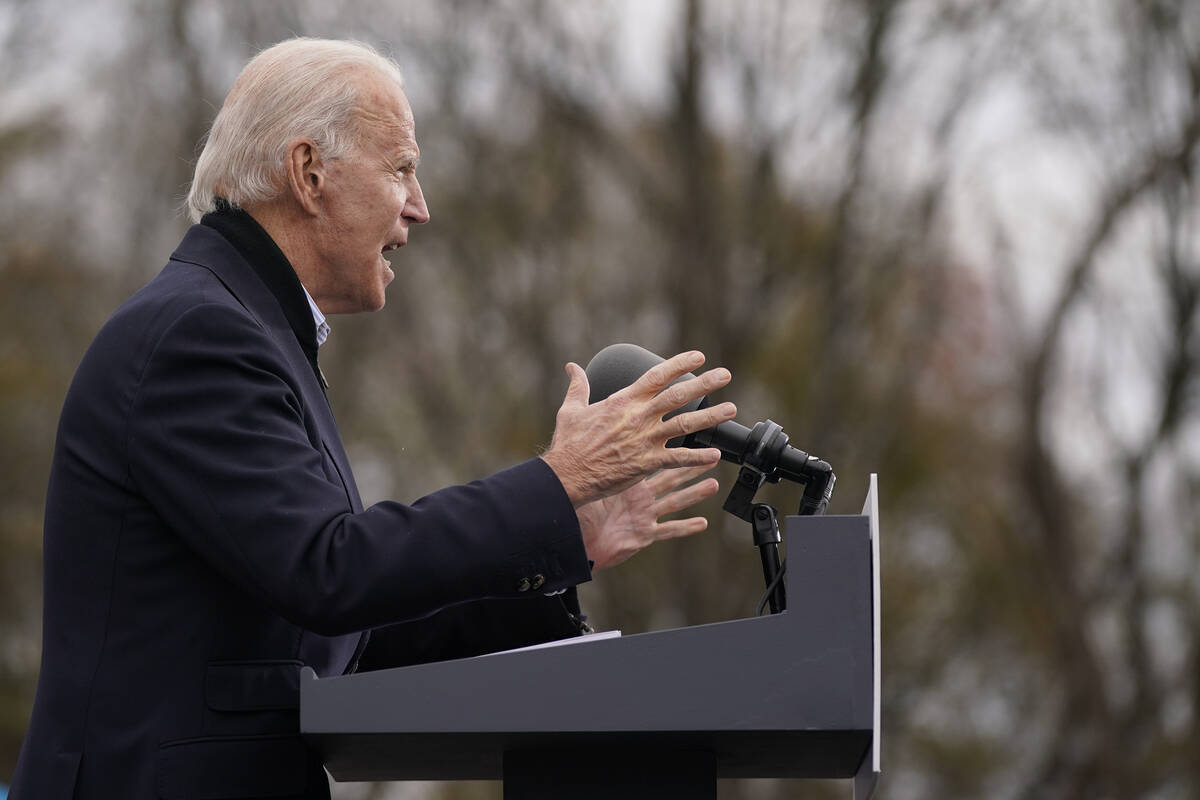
[168,225,364,513]
[170,225,371,672]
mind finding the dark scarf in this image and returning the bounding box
[200,198,325,389]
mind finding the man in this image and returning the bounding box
[11,38,736,799]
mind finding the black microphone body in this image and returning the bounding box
[584,344,834,494]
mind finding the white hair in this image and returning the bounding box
[186,37,405,222]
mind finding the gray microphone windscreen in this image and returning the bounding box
[584,343,706,417]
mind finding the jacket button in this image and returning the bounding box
[531,574,545,590]
[517,577,532,592]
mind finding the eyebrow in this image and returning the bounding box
[389,137,418,158]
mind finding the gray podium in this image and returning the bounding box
[301,478,882,799]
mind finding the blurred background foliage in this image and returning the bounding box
[1,0,1199,798]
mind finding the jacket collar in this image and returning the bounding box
[194,200,324,388]
[167,222,356,500]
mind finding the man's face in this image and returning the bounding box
[314,74,429,314]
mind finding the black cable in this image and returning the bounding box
[756,558,787,616]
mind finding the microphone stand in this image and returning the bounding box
[720,421,836,615]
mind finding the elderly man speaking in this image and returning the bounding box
[11,38,736,800]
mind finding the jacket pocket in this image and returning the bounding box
[155,734,311,799]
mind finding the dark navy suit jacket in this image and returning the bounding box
[11,217,591,799]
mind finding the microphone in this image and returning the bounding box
[584,344,834,495]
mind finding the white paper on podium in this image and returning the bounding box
[484,629,622,657]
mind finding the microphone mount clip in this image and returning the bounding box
[721,420,837,615]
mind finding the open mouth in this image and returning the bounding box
[381,242,403,267]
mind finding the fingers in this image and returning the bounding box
[653,476,720,516]
[658,446,723,471]
[604,348,735,440]
[663,401,738,442]
[629,350,706,396]
[547,349,733,507]
[647,366,733,417]
[560,362,591,409]
[643,463,718,495]
[652,516,709,540]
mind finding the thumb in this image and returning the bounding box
[561,362,591,409]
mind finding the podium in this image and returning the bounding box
[301,477,882,799]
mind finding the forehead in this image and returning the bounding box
[353,71,418,155]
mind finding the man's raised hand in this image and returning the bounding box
[574,463,721,570]
[541,350,735,508]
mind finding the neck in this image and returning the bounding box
[242,201,328,312]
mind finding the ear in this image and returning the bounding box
[284,138,325,216]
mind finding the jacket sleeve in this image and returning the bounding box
[126,301,592,635]
[355,588,590,671]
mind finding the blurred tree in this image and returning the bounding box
[1,0,1198,798]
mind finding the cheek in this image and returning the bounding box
[388,183,409,212]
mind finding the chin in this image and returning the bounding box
[366,292,387,312]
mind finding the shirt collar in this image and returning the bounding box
[301,284,331,348]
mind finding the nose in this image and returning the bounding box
[404,176,430,225]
